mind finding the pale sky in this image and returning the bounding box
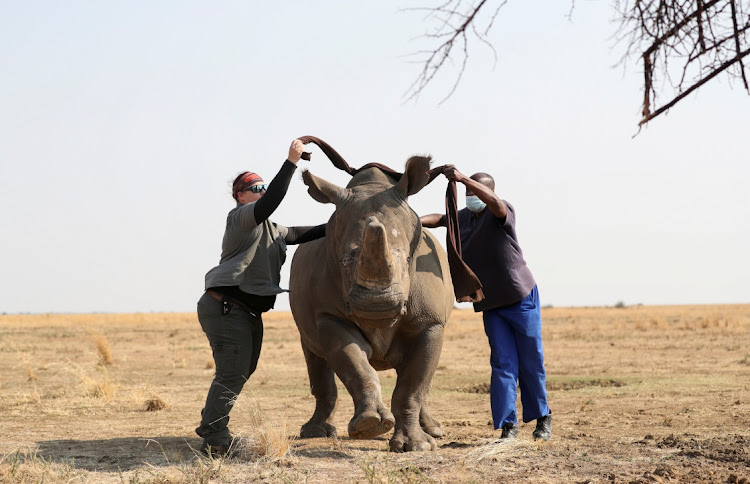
[1,1,748,314]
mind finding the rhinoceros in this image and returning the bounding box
[288,155,455,452]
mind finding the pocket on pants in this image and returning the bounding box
[212,344,241,374]
[519,286,538,311]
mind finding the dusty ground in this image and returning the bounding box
[1,305,749,483]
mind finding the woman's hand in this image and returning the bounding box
[288,139,305,164]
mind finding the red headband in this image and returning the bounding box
[232,171,264,200]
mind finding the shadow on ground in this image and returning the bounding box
[36,436,203,472]
[32,435,498,473]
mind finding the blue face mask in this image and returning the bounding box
[466,195,487,213]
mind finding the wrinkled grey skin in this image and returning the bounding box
[289,156,454,452]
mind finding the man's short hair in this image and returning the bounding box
[470,173,495,191]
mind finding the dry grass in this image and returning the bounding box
[67,361,117,399]
[234,394,293,462]
[0,306,748,483]
[0,451,86,483]
[144,394,168,412]
[465,437,533,462]
[24,361,36,382]
[89,331,114,366]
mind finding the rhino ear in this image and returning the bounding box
[302,170,348,205]
[395,155,432,198]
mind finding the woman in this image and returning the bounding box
[195,138,325,457]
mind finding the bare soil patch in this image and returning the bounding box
[1,305,749,483]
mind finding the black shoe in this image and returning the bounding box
[532,414,552,441]
[500,423,518,439]
[200,439,234,458]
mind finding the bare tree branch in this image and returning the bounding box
[406,0,750,126]
[403,0,507,104]
[730,0,750,88]
[615,0,750,124]
[640,45,750,125]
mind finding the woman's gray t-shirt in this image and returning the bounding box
[204,201,289,297]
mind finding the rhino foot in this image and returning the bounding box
[300,421,337,439]
[389,428,437,452]
[348,410,395,439]
[420,408,444,438]
[422,424,444,438]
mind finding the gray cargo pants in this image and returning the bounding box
[195,291,263,446]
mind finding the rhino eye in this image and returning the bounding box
[341,248,358,266]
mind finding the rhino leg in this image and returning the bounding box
[319,317,395,440]
[389,325,444,452]
[300,345,338,439]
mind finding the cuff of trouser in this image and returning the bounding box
[196,427,233,446]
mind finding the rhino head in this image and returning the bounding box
[302,156,432,329]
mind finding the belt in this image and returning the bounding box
[205,290,260,318]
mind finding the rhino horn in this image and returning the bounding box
[355,216,393,287]
[395,155,432,198]
[302,170,348,205]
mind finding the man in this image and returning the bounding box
[420,166,552,441]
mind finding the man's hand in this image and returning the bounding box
[287,139,305,164]
[440,163,507,219]
[442,165,465,183]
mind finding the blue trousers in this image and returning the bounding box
[483,285,549,429]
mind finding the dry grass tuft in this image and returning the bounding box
[328,436,344,452]
[205,359,215,370]
[69,363,116,399]
[86,374,115,399]
[235,397,293,462]
[88,331,113,366]
[19,354,37,382]
[25,362,36,382]
[18,385,43,406]
[144,394,168,412]
[465,438,532,462]
[357,453,429,483]
[463,382,490,394]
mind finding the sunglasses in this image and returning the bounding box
[245,184,267,194]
